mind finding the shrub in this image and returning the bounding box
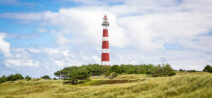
[179,69,186,72]
[65,67,90,84]
[110,65,122,74]
[54,64,176,79]
[7,74,24,81]
[168,71,176,76]
[105,68,111,77]
[108,72,118,79]
[151,65,163,77]
[0,75,7,83]
[25,75,31,81]
[187,70,197,72]
[151,64,176,77]
[41,75,51,80]
[86,64,107,76]
[203,65,212,73]
[53,78,57,80]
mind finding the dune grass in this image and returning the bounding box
[0,72,212,98]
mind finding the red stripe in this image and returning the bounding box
[101,53,110,61]
[103,29,108,37]
[102,41,109,48]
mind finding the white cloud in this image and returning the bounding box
[0,0,19,5]
[28,48,99,67]
[0,35,40,67]
[0,0,212,70]
[68,0,122,5]
[0,33,11,57]
[38,28,47,33]
[5,59,39,67]
[3,48,40,67]
[3,0,212,51]
[0,12,43,22]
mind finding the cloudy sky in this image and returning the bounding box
[0,0,212,77]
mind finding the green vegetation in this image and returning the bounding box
[55,64,176,84]
[110,65,122,74]
[108,72,118,79]
[0,75,7,83]
[41,75,51,80]
[151,64,176,77]
[25,76,32,81]
[0,65,211,97]
[7,74,24,81]
[203,65,212,73]
[64,67,90,84]
[0,73,24,83]
[0,72,212,98]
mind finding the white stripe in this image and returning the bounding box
[102,37,109,41]
[101,61,110,65]
[103,26,108,29]
[102,49,109,53]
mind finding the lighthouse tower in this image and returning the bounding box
[101,15,110,65]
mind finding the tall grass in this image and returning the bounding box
[0,72,211,98]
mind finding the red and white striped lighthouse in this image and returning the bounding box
[101,15,110,65]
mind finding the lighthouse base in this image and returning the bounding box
[101,61,110,66]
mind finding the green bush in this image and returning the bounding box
[0,75,7,83]
[65,67,90,84]
[25,75,31,81]
[41,75,51,80]
[203,65,212,73]
[0,74,27,83]
[110,65,122,74]
[54,64,109,79]
[7,74,24,81]
[187,70,197,72]
[151,64,176,77]
[53,78,57,80]
[55,64,176,79]
[105,68,111,77]
[108,72,118,79]
[86,64,107,76]
[168,71,176,76]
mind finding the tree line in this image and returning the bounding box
[203,65,212,73]
[0,74,54,83]
[1,64,211,84]
[0,74,30,83]
[54,64,176,84]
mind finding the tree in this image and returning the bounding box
[54,66,79,79]
[25,75,31,81]
[151,65,163,77]
[65,67,90,84]
[41,75,51,80]
[119,64,154,74]
[108,72,118,79]
[187,70,197,72]
[7,74,24,81]
[54,64,177,80]
[179,69,185,72]
[120,65,130,73]
[110,65,122,74]
[140,64,154,74]
[203,65,212,73]
[53,78,57,80]
[86,64,105,76]
[54,71,61,78]
[0,75,7,83]
[163,64,176,76]
[150,64,176,77]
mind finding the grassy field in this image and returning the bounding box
[0,72,212,98]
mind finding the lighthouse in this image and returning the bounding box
[101,15,110,66]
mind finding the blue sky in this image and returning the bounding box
[0,0,212,78]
